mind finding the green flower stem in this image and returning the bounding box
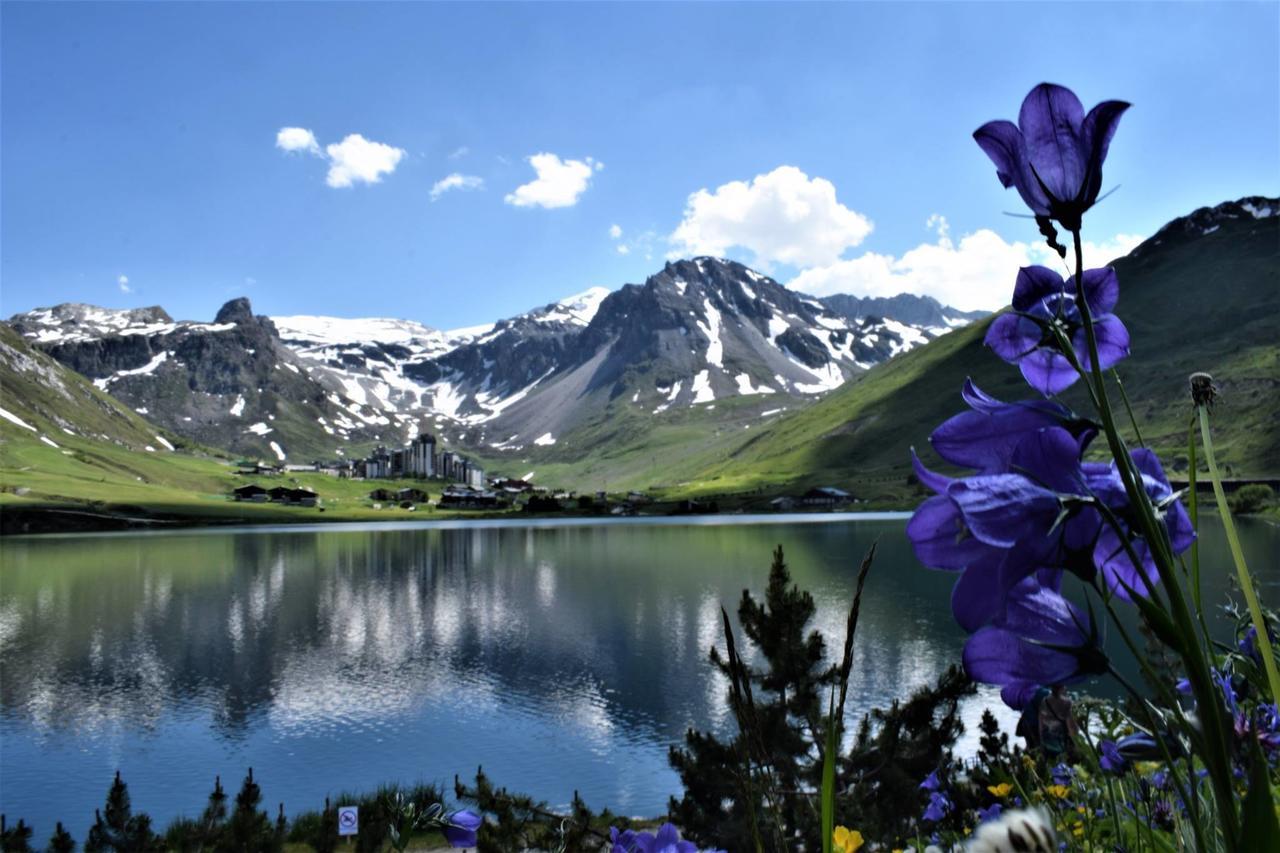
[1070,229,1237,850]
[1196,404,1280,708]
[1187,415,1210,639]
[1111,368,1147,447]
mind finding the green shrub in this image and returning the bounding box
[1228,483,1274,514]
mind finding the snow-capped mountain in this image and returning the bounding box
[818,293,988,331]
[6,259,975,461]
[7,298,392,461]
[266,258,964,453]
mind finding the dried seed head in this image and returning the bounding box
[1189,372,1219,408]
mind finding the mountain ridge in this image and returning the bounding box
[9,259,972,464]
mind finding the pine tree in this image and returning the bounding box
[47,822,75,853]
[215,768,281,853]
[1,815,34,852]
[84,771,162,852]
[669,545,973,849]
[669,546,835,851]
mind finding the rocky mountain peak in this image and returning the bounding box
[1132,195,1278,258]
[214,297,255,326]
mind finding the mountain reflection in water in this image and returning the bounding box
[2,515,1274,832]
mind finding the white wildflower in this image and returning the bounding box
[966,806,1057,852]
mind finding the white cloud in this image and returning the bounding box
[117,274,132,294]
[609,223,623,240]
[276,127,321,156]
[430,173,485,201]
[324,134,406,188]
[504,153,601,209]
[789,225,1143,311]
[616,244,630,255]
[668,165,873,269]
[448,146,470,160]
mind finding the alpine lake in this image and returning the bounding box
[2,513,1276,832]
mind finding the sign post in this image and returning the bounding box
[338,805,359,839]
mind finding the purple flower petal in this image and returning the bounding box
[1019,83,1087,203]
[911,448,953,494]
[964,626,1082,690]
[1164,499,1196,554]
[1007,426,1085,494]
[1081,267,1120,314]
[907,495,988,570]
[1080,100,1131,202]
[1001,681,1042,710]
[951,560,1008,631]
[1018,348,1079,396]
[1074,314,1129,372]
[946,474,1061,549]
[960,378,1002,413]
[972,120,1024,190]
[985,313,1042,364]
[974,120,1052,216]
[1011,265,1067,313]
[1094,525,1160,600]
[999,578,1092,647]
[1129,447,1170,490]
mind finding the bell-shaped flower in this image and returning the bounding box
[929,379,1098,474]
[985,265,1130,396]
[974,83,1129,231]
[963,578,1108,709]
[910,429,1103,631]
[443,809,482,848]
[1086,449,1195,600]
[922,791,953,823]
[1098,739,1128,774]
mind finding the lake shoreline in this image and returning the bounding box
[0,501,914,539]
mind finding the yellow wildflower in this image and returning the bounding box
[833,826,864,853]
[987,782,1013,798]
[1045,784,1071,799]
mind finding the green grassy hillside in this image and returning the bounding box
[670,210,1280,499]
[0,326,499,532]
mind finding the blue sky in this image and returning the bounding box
[2,2,1277,327]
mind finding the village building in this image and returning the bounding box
[438,484,505,509]
[233,484,270,502]
[802,487,852,507]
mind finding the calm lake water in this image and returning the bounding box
[1,513,1276,833]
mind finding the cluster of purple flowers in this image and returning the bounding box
[919,770,954,823]
[608,823,725,853]
[908,82,1195,708]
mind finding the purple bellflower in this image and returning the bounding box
[962,578,1107,708]
[929,379,1098,474]
[610,823,724,853]
[910,428,1104,631]
[442,809,482,848]
[974,83,1130,234]
[984,265,1130,396]
[1116,732,1162,762]
[1087,448,1195,600]
[923,791,953,823]
[1099,739,1128,774]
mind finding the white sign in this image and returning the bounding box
[338,806,359,836]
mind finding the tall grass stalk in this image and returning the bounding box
[1196,404,1280,708]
